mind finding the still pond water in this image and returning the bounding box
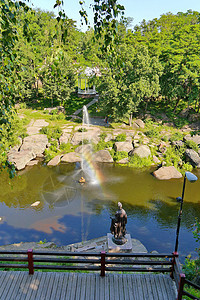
[0,163,200,260]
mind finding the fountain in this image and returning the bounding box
[80,105,99,185]
[82,105,90,127]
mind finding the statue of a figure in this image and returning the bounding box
[110,202,127,245]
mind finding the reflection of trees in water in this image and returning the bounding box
[0,166,56,209]
[86,197,200,231]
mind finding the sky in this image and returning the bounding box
[30,0,200,31]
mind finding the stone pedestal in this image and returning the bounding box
[107,233,132,252]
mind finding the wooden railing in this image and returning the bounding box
[0,249,199,300]
[0,250,173,276]
[172,251,200,300]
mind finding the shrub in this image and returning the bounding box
[144,127,160,138]
[174,117,189,128]
[185,140,199,152]
[49,115,57,121]
[20,132,28,139]
[19,103,27,109]
[0,111,28,174]
[106,141,114,148]
[161,136,169,142]
[115,133,126,142]
[169,132,184,142]
[51,109,58,115]
[109,149,115,159]
[44,149,57,162]
[93,141,106,152]
[100,132,107,141]
[181,162,193,172]
[40,127,48,135]
[183,218,200,297]
[164,146,183,168]
[93,139,114,152]
[128,155,153,168]
[114,151,128,162]
[59,142,73,153]
[40,126,62,141]
[78,127,87,132]
[191,130,200,137]
[57,113,65,120]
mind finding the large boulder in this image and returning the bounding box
[132,122,140,129]
[114,142,133,153]
[185,149,200,168]
[9,137,23,153]
[116,158,129,164]
[152,155,160,164]
[8,150,36,170]
[20,134,48,156]
[184,134,200,145]
[135,119,145,128]
[61,152,81,163]
[93,150,113,162]
[133,133,149,147]
[75,144,93,155]
[153,166,182,180]
[26,160,39,166]
[130,145,151,158]
[191,135,200,144]
[47,155,61,166]
[26,119,49,135]
[104,133,113,142]
[44,106,65,114]
[59,133,71,144]
[113,129,126,137]
[71,127,100,145]
[172,140,184,148]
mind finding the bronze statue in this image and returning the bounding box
[110,202,127,245]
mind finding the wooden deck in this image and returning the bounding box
[0,271,177,300]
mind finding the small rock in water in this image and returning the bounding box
[31,201,40,207]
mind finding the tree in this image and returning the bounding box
[42,51,76,107]
[132,10,200,113]
[98,45,162,123]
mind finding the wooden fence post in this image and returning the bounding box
[177,273,185,300]
[100,251,106,277]
[27,249,34,275]
[170,251,179,279]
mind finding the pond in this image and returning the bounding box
[0,163,200,261]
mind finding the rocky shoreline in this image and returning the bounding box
[7,114,200,180]
[0,236,148,253]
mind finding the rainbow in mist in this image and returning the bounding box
[81,150,104,185]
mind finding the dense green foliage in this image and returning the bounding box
[1,5,200,120]
[1,2,200,172]
[183,219,200,298]
[2,4,200,120]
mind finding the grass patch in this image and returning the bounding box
[40,126,62,140]
[185,140,199,152]
[115,133,126,142]
[128,155,153,168]
[113,151,128,162]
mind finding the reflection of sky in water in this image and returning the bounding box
[0,164,200,262]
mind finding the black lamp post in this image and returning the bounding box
[175,171,198,253]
